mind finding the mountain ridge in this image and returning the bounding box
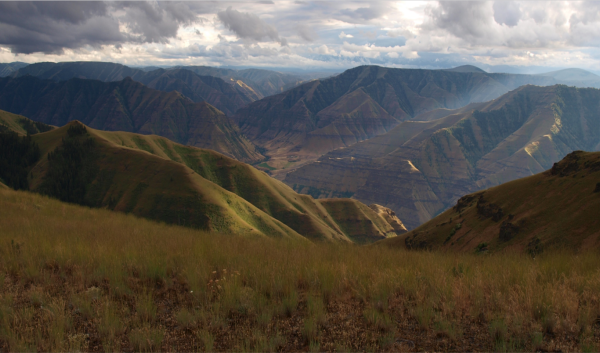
[233,65,561,175]
[0,113,403,243]
[284,84,600,229]
[0,75,264,163]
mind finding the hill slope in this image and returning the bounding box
[381,151,600,253]
[1,117,401,243]
[0,109,54,135]
[285,85,600,229]
[0,75,263,163]
[233,65,558,173]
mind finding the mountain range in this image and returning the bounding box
[3,61,600,234]
[381,150,600,253]
[0,62,28,77]
[232,65,583,174]
[285,84,600,229]
[0,75,263,163]
[0,111,404,243]
[8,62,312,115]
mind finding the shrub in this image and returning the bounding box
[128,326,164,352]
[136,291,157,323]
[174,308,196,330]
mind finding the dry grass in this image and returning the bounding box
[1,188,600,352]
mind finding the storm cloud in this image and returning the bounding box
[0,1,201,54]
[3,1,600,73]
[217,7,288,46]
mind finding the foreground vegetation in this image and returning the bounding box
[1,188,599,352]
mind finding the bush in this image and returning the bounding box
[129,326,164,352]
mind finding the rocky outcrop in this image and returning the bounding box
[368,204,408,234]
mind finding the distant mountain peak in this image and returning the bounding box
[444,65,486,73]
[537,68,600,81]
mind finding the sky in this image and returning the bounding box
[1,1,600,73]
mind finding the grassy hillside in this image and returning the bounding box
[1,117,399,242]
[1,187,599,352]
[286,85,600,229]
[0,76,263,163]
[0,110,53,135]
[381,151,600,253]
[28,122,302,240]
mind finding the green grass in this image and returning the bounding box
[0,187,599,351]
[256,162,276,171]
[22,122,399,244]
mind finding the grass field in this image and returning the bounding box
[1,187,600,352]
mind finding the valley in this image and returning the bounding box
[285,84,600,229]
[232,65,597,176]
[0,113,403,243]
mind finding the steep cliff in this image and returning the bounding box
[285,85,600,229]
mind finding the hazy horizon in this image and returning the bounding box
[2,1,600,75]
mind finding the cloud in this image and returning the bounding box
[297,24,317,42]
[493,1,521,27]
[217,7,287,46]
[0,1,202,54]
[425,2,497,44]
[311,45,335,55]
[4,1,600,72]
[361,30,378,40]
[114,2,197,44]
[337,3,388,24]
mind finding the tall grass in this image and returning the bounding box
[0,189,599,351]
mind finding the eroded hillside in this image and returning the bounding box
[234,65,557,174]
[286,85,600,229]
